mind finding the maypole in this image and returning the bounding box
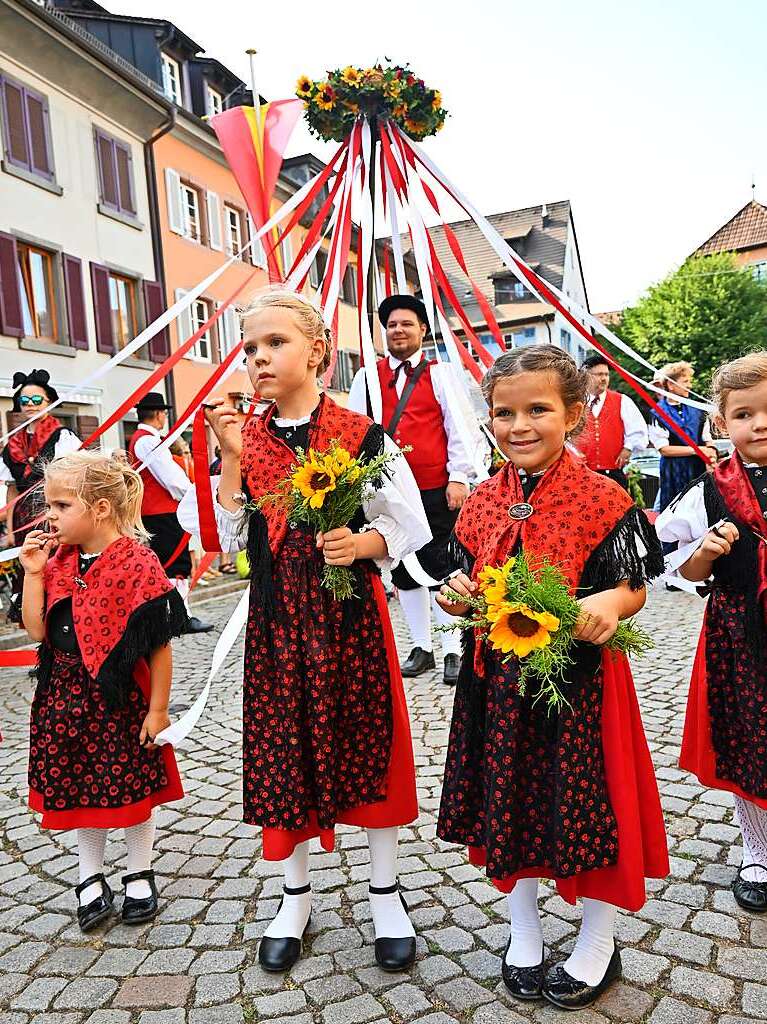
[366,114,379,341]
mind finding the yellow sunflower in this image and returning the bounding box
[292,452,337,509]
[327,447,354,475]
[477,559,514,608]
[431,90,442,109]
[315,83,336,111]
[385,78,403,99]
[404,117,425,135]
[341,66,362,87]
[486,602,560,658]
[296,75,313,99]
[392,103,408,119]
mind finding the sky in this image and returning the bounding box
[117,0,767,312]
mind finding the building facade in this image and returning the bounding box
[693,199,767,282]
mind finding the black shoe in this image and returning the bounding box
[733,864,767,912]
[76,873,114,932]
[370,883,416,972]
[121,870,159,925]
[501,935,544,1001]
[400,647,436,678]
[185,616,214,634]
[443,653,460,686]
[258,884,312,972]
[542,944,622,1010]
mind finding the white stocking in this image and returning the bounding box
[263,841,312,939]
[431,592,461,658]
[124,817,156,899]
[398,587,432,652]
[77,828,108,905]
[367,827,415,940]
[563,898,617,985]
[505,877,543,967]
[735,796,767,882]
[172,577,191,612]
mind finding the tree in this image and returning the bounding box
[618,252,767,388]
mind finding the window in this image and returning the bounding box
[17,243,57,341]
[218,303,242,360]
[280,232,293,279]
[309,248,328,289]
[753,261,767,283]
[190,298,214,361]
[494,277,531,304]
[224,204,244,257]
[161,53,183,105]
[478,331,504,358]
[181,183,202,242]
[95,130,136,217]
[206,84,223,117]
[330,349,360,392]
[504,327,536,348]
[0,75,55,183]
[108,273,137,351]
[560,328,572,354]
[247,213,267,268]
[341,264,357,305]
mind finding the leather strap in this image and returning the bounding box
[385,359,430,438]
[75,872,106,897]
[738,863,767,879]
[121,869,156,885]
[369,882,400,895]
[284,883,311,896]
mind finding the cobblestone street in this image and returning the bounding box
[0,583,764,1024]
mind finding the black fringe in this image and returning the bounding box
[32,639,54,689]
[580,506,665,595]
[445,534,475,577]
[245,506,275,619]
[96,589,189,712]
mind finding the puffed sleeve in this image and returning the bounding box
[361,433,431,568]
[655,479,710,578]
[176,478,248,553]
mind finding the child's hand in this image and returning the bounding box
[317,527,356,566]
[574,592,620,645]
[140,709,170,751]
[436,572,477,617]
[699,521,739,561]
[204,399,242,459]
[19,530,56,575]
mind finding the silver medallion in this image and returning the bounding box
[508,502,534,521]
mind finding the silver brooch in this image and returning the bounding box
[74,577,88,589]
[508,502,534,521]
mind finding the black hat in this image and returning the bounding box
[378,294,429,328]
[135,392,172,413]
[12,368,58,409]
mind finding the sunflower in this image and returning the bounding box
[486,602,560,658]
[315,83,336,111]
[363,68,385,87]
[404,118,425,136]
[385,78,403,99]
[392,102,408,119]
[431,90,442,110]
[292,452,337,509]
[296,75,313,99]
[341,66,362,87]
[477,559,514,609]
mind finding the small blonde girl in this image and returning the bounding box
[20,450,188,932]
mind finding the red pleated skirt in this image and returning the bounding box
[468,652,669,911]
[262,574,418,860]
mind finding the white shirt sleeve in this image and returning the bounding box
[362,434,432,568]
[176,477,248,553]
[649,421,670,449]
[620,395,649,454]
[133,433,192,502]
[53,429,82,458]
[346,368,369,415]
[0,459,12,483]
[655,480,710,579]
[429,363,475,487]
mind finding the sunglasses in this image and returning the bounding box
[19,395,46,407]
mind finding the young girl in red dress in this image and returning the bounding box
[656,351,767,915]
[19,451,187,931]
[178,288,430,973]
[436,346,668,1009]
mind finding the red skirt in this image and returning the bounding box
[262,574,418,860]
[468,653,669,911]
[28,650,183,830]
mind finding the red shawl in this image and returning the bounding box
[6,415,64,480]
[713,453,767,618]
[44,536,174,680]
[240,394,373,558]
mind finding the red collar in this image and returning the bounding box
[6,415,63,476]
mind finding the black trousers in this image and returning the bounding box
[144,512,192,579]
[391,485,458,592]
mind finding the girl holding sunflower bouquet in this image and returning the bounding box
[177,289,430,974]
[435,346,668,1010]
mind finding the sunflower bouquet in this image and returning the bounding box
[444,551,653,712]
[253,439,400,600]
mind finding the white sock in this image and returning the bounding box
[367,827,415,940]
[264,841,312,939]
[77,828,108,906]
[173,577,191,612]
[563,899,617,985]
[735,796,767,882]
[506,877,543,967]
[124,818,156,899]
[398,587,432,652]
[432,593,461,658]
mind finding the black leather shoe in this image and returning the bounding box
[443,654,460,686]
[400,647,436,678]
[543,944,622,1010]
[121,869,159,925]
[185,616,214,634]
[258,884,312,972]
[733,864,767,912]
[501,935,544,1000]
[370,883,416,972]
[76,873,114,932]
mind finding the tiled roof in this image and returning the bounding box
[695,201,767,256]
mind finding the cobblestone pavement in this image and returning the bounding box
[0,584,764,1024]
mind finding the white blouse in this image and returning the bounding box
[176,419,432,570]
[0,428,81,483]
[654,479,710,584]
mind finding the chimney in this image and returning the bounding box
[541,202,549,223]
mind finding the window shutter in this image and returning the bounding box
[165,168,184,234]
[25,93,51,178]
[62,254,88,350]
[3,80,29,167]
[175,288,193,349]
[280,232,293,278]
[115,143,136,215]
[226,307,240,358]
[0,232,23,337]
[76,415,100,444]
[206,191,223,250]
[96,133,118,207]
[89,262,114,353]
[143,280,170,362]
[247,213,266,267]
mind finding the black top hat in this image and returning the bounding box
[135,392,172,413]
[378,294,429,328]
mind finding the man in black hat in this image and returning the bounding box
[347,294,475,685]
[128,392,212,634]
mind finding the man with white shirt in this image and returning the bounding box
[578,354,649,487]
[128,392,212,634]
[347,295,472,685]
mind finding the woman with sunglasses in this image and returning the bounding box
[0,369,81,550]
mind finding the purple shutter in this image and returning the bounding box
[115,143,135,215]
[90,262,114,353]
[96,133,118,208]
[142,280,170,362]
[0,232,23,337]
[25,92,51,179]
[63,254,88,350]
[2,79,29,168]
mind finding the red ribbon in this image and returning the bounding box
[192,407,221,553]
[0,649,37,666]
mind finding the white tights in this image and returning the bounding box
[76,817,156,905]
[735,796,767,883]
[398,587,461,657]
